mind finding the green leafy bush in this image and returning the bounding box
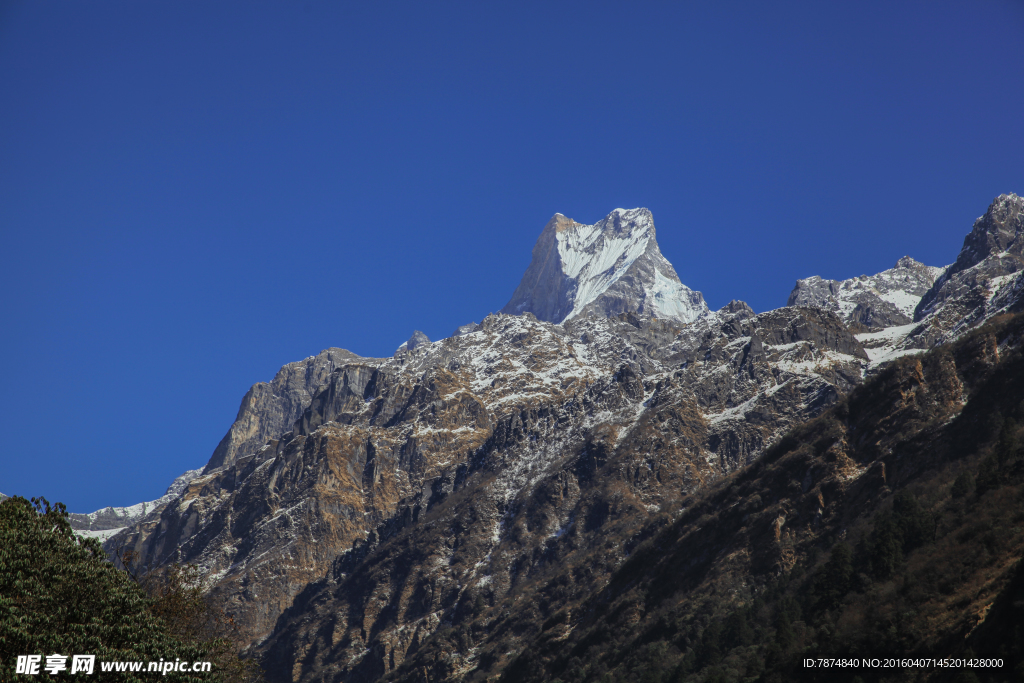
[0,497,260,683]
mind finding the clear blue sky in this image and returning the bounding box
[2,1,1022,512]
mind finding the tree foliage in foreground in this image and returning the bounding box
[0,496,261,683]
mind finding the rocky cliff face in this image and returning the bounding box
[788,195,1024,371]
[63,350,369,543]
[906,193,1024,343]
[204,348,373,472]
[102,196,1024,683]
[501,209,709,325]
[918,192,1024,317]
[396,331,431,353]
[826,193,1024,364]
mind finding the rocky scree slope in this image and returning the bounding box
[103,195,1019,683]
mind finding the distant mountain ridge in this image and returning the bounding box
[787,256,945,331]
[69,469,203,540]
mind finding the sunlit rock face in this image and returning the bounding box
[204,348,365,472]
[501,208,709,325]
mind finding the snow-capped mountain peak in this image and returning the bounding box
[502,208,709,325]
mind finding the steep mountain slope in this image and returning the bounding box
[480,313,1024,683]
[98,195,1023,683]
[65,348,366,543]
[501,209,708,325]
[918,193,1024,319]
